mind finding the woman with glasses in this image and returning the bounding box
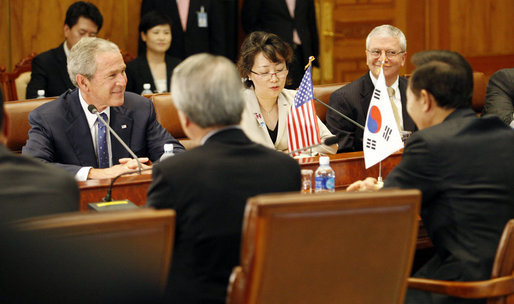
[238,31,337,154]
[125,11,181,94]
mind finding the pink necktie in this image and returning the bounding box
[284,0,302,45]
[177,0,189,31]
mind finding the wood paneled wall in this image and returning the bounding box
[1,0,513,82]
[0,0,142,71]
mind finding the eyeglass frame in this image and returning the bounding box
[249,67,288,80]
[366,49,405,59]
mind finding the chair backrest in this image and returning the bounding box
[0,65,9,101]
[151,93,185,138]
[14,208,176,293]
[491,219,514,280]
[313,82,348,123]
[120,49,136,63]
[7,52,37,101]
[4,97,56,153]
[227,189,421,304]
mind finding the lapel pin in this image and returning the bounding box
[121,125,127,129]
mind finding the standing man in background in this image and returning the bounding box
[140,0,236,60]
[326,25,416,152]
[26,1,103,99]
[241,0,319,89]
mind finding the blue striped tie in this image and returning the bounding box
[97,113,109,168]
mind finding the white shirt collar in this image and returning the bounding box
[78,89,110,129]
[63,42,70,58]
[368,70,399,92]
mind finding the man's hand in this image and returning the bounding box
[346,177,383,192]
[87,158,152,180]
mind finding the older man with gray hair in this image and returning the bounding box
[146,53,301,303]
[327,24,417,152]
[22,37,184,180]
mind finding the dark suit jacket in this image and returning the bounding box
[0,145,78,222]
[384,108,514,304]
[140,0,229,60]
[146,128,301,303]
[22,89,184,176]
[26,43,75,99]
[241,0,319,66]
[326,73,416,152]
[125,55,181,94]
[482,68,514,126]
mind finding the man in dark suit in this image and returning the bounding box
[26,1,103,99]
[242,0,319,89]
[22,37,184,181]
[146,53,301,303]
[348,50,514,304]
[327,25,416,152]
[0,86,78,222]
[482,68,514,127]
[140,0,234,60]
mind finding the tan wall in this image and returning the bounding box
[0,0,142,71]
[1,0,513,81]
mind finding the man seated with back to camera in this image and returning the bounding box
[0,90,78,222]
[26,1,103,99]
[22,37,184,181]
[146,53,301,303]
[348,50,514,304]
[327,25,416,152]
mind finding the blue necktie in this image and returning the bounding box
[97,113,109,168]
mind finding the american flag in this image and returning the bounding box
[287,65,321,155]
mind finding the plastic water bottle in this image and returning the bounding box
[159,144,174,162]
[141,83,153,95]
[315,156,335,192]
[36,90,45,99]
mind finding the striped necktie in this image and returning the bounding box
[97,113,109,168]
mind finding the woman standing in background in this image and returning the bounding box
[126,11,181,94]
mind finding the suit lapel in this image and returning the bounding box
[276,92,292,147]
[399,77,415,130]
[246,90,275,146]
[109,106,134,164]
[360,73,374,115]
[63,91,97,166]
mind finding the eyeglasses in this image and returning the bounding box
[250,67,288,80]
[366,49,405,59]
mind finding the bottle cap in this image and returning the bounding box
[163,143,174,152]
[37,89,45,96]
[143,83,151,89]
[319,156,330,165]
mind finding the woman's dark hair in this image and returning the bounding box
[237,31,293,88]
[137,11,173,56]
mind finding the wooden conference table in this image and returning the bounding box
[77,151,432,249]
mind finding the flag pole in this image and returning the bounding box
[305,56,315,70]
[375,61,386,187]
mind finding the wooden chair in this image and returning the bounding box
[6,52,37,101]
[227,189,421,304]
[4,97,56,153]
[0,65,9,101]
[150,93,196,150]
[14,208,176,293]
[313,82,349,123]
[408,219,514,303]
[121,49,136,63]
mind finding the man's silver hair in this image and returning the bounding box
[67,37,120,87]
[171,53,244,128]
[366,24,407,52]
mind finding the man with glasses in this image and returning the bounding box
[326,24,416,152]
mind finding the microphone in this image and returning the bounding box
[88,104,142,174]
[288,135,339,156]
[102,168,153,202]
[314,98,364,130]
